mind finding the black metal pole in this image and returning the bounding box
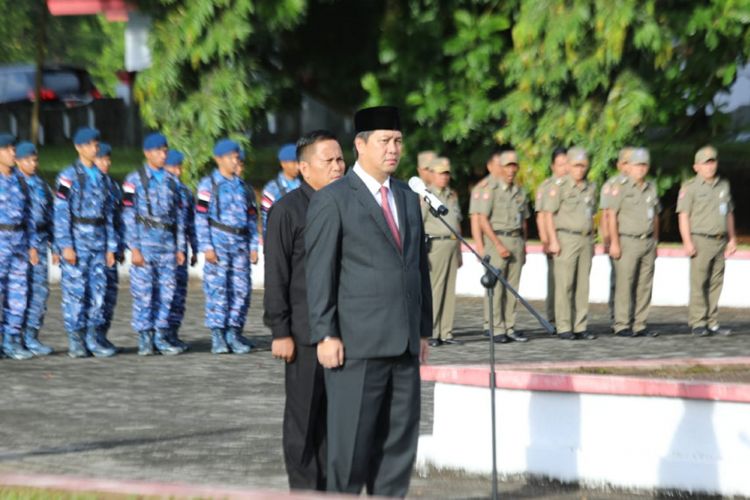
[482,263,499,500]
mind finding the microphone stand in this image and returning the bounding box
[424,200,554,500]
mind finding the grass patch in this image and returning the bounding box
[0,486,141,499]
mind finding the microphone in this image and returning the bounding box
[408,177,449,216]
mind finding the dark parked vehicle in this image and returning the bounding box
[0,64,101,108]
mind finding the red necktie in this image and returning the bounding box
[379,185,402,251]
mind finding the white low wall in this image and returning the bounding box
[47,246,749,308]
[456,249,750,308]
[417,382,750,496]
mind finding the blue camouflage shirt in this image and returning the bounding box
[196,169,259,253]
[0,168,36,252]
[121,165,186,255]
[54,160,117,254]
[261,172,300,237]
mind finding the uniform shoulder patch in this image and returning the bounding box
[56,176,73,200]
[196,190,211,213]
[122,182,135,206]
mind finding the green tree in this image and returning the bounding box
[364,0,750,195]
[135,0,306,185]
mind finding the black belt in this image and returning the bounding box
[620,232,653,240]
[72,216,105,226]
[691,232,727,240]
[136,215,176,232]
[209,218,248,236]
[557,228,593,237]
[427,234,457,241]
[0,223,23,231]
[494,229,522,238]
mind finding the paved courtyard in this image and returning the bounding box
[1,282,748,499]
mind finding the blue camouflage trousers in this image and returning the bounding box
[61,251,107,333]
[101,265,119,333]
[169,263,189,330]
[130,252,177,332]
[0,250,29,336]
[202,248,250,330]
[24,256,49,331]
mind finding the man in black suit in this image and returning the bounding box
[305,106,432,497]
[264,130,345,491]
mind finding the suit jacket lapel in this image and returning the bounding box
[348,171,402,255]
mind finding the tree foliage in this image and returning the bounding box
[135,0,306,185]
[364,0,750,194]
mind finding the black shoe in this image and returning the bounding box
[634,329,659,338]
[574,332,598,340]
[559,332,575,340]
[507,331,529,343]
[428,338,442,347]
[708,325,732,336]
[692,327,710,337]
[483,329,491,338]
[615,329,634,337]
[443,338,464,346]
[492,334,511,344]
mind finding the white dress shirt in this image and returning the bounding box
[353,162,400,229]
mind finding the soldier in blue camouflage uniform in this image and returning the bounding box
[15,142,54,356]
[164,149,195,351]
[54,127,118,358]
[95,142,123,352]
[122,133,186,356]
[196,139,259,354]
[0,133,38,360]
[261,144,299,239]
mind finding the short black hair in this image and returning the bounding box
[488,144,514,163]
[551,147,567,164]
[296,130,338,162]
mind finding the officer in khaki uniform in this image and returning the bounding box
[599,147,632,321]
[476,148,530,343]
[607,148,660,337]
[543,147,597,340]
[417,150,436,186]
[421,157,463,347]
[676,145,738,337]
[536,147,568,329]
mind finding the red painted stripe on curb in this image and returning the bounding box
[420,358,750,403]
[0,473,351,499]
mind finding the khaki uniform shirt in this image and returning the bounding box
[469,175,491,215]
[422,187,461,237]
[609,178,661,235]
[545,175,597,234]
[477,177,530,231]
[675,176,734,235]
[536,175,562,213]
[600,173,628,210]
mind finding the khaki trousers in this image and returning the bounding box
[483,235,525,334]
[428,240,459,340]
[553,233,593,333]
[546,254,555,323]
[613,237,656,333]
[689,235,727,329]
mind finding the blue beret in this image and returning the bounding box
[15,141,37,159]
[143,132,168,150]
[97,142,112,158]
[213,138,241,157]
[0,133,16,147]
[73,127,100,145]
[165,149,184,166]
[278,143,297,162]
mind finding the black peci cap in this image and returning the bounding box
[354,106,401,133]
